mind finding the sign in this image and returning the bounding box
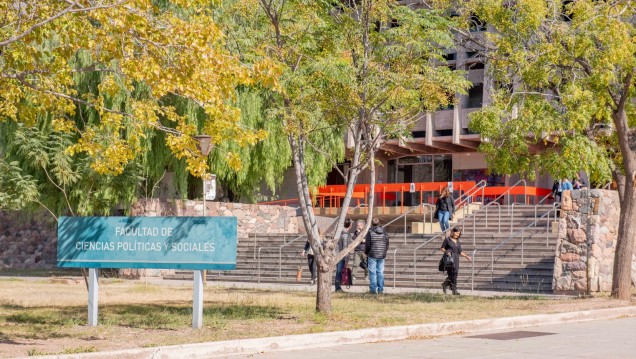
[57,216,237,270]
[447,181,454,193]
[204,174,216,201]
[409,182,416,193]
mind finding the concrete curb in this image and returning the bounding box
[35,306,636,359]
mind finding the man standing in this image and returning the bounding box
[365,217,389,294]
[335,219,351,292]
[350,219,367,281]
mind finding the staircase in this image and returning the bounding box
[165,204,559,293]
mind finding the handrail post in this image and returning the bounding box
[471,249,476,292]
[279,248,282,278]
[257,247,262,284]
[521,229,525,265]
[404,214,407,245]
[491,251,494,284]
[413,249,417,282]
[393,248,398,288]
[510,204,514,235]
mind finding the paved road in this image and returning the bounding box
[232,316,636,359]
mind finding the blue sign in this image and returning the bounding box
[57,216,237,270]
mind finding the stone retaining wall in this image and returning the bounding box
[553,189,635,293]
[0,211,57,269]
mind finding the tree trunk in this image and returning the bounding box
[316,264,333,313]
[611,178,636,299]
[611,104,636,299]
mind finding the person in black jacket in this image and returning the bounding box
[435,186,455,233]
[440,227,471,295]
[365,217,389,294]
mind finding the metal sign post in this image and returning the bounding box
[88,268,98,326]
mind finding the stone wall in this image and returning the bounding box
[0,211,57,269]
[130,199,299,239]
[0,200,299,271]
[552,189,632,293]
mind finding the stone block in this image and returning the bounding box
[567,228,587,244]
[560,252,580,262]
[561,190,573,210]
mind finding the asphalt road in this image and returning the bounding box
[232,316,636,359]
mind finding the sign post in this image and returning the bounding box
[57,216,237,328]
[88,268,98,326]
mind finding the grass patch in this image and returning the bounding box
[0,279,630,358]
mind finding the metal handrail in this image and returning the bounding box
[478,179,526,232]
[383,204,425,245]
[257,233,307,282]
[412,213,475,282]
[454,180,487,216]
[257,204,362,282]
[489,206,559,283]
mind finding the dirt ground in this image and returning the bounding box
[0,277,633,358]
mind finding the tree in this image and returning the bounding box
[220,0,469,312]
[462,0,635,298]
[1,0,287,218]
[1,0,277,181]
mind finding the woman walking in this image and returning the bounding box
[301,240,317,285]
[435,186,455,233]
[440,227,471,295]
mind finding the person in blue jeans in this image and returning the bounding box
[435,186,455,233]
[335,219,351,292]
[365,217,389,294]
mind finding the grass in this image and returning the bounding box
[0,278,631,358]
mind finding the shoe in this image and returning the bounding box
[451,285,460,295]
[335,289,344,292]
[310,279,316,285]
[442,282,448,294]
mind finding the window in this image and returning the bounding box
[411,131,426,138]
[443,53,457,61]
[467,83,483,108]
[466,62,485,70]
[465,51,478,59]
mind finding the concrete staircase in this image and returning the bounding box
[165,204,559,293]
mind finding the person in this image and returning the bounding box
[301,239,317,285]
[435,186,455,233]
[552,179,562,203]
[440,227,471,295]
[365,217,389,294]
[350,219,368,281]
[561,178,573,192]
[573,173,586,190]
[335,219,351,292]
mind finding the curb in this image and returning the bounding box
[35,305,636,359]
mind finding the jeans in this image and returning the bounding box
[438,210,450,232]
[367,257,385,294]
[307,255,316,281]
[335,259,345,290]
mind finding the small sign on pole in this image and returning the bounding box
[204,174,217,201]
[409,182,416,193]
[447,181,454,193]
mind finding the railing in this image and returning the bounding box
[384,204,429,245]
[471,249,477,292]
[489,205,559,283]
[454,180,487,217]
[478,179,527,233]
[256,204,361,283]
[257,233,307,283]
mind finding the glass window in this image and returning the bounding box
[467,83,484,108]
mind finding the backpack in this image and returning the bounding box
[341,266,352,288]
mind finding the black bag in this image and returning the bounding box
[439,253,454,271]
[360,258,368,270]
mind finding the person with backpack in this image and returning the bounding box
[365,218,389,294]
[440,227,472,295]
[335,219,352,292]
